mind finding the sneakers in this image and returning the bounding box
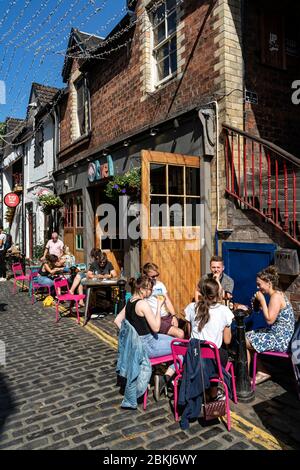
[0,277,7,282]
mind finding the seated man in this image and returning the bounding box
[87,252,117,280]
[195,256,234,304]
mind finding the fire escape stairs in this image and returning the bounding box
[223,123,300,246]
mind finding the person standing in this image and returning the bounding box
[0,226,7,281]
[41,232,64,260]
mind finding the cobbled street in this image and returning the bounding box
[0,283,298,451]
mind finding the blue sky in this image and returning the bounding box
[0,0,126,121]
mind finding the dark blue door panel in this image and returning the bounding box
[222,242,277,330]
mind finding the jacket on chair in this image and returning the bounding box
[116,319,152,409]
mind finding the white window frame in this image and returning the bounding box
[151,0,178,87]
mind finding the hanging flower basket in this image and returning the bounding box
[38,194,64,214]
[105,167,141,201]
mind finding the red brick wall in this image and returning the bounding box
[244,0,300,157]
[58,0,219,164]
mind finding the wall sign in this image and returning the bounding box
[87,156,114,182]
[4,192,20,207]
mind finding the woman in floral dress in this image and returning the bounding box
[246,266,295,384]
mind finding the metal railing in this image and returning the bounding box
[223,123,300,246]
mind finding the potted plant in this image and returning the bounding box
[105,167,141,201]
[38,194,64,214]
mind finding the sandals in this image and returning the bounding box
[255,372,271,385]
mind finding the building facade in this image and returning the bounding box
[53,0,300,315]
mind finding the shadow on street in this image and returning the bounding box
[0,372,15,439]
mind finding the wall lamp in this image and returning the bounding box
[150,128,159,136]
[73,162,78,168]
[123,140,131,147]
[102,148,109,156]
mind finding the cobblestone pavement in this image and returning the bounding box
[0,283,298,450]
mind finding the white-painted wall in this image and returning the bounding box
[23,114,55,258]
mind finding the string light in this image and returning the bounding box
[0,0,180,141]
[0,0,32,44]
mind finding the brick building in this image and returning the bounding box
[55,0,300,316]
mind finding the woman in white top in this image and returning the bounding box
[184,278,234,367]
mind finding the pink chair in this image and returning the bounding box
[252,351,300,398]
[54,277,86,324]
[171,339,238,431]
[12,263,30,294]
[30,271,51,304]
[143,354,174,410]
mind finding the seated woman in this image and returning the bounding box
[184,277,234,399]
[37,255,64,288]
[246,266,295,384]
[143,262,184,339]
[114,275,178,401]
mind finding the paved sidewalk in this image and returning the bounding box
[0,283,298,450]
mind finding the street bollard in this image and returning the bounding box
[117,279,127,314]
[233,308,255,402]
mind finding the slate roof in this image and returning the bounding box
[32,83,60,107]
[62,28,103,82]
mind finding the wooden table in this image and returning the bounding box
[81,278,126,325]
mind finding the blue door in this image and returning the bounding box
[222,242,277,330]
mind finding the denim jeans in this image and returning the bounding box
[140,333,175,370]
[37,275,54,287]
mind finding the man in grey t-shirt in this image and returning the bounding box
[197,256,234,302]
[0,226,7,281]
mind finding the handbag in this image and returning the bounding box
[198,341,226,421]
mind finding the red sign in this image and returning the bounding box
[4,192,20,208]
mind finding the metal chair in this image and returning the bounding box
[54,277,86,324]
[252,350,300,399]
[29,271,51,304]
[12,263,30,294]
[171,339,238,431]
[143,354,174,410]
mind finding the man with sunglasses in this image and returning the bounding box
[142,262,184,339]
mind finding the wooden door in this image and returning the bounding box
[141,150,201,315]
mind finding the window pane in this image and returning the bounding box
[170,35,177,52]
[168,165,183,194]
[186,197,201,226]
[170,51,177,74]
[150,196,168,227]
[167,11,176,35]
[153,4,165,26]
[153,21,166,46]
[157,55,170,81]
[169,197,184,226]
[156,42,169,62]
[186,167,200,195]
[150,164,166,194]
[76,234,84,250]
[167,0,176,11]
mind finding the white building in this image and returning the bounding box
[2,83,60,258]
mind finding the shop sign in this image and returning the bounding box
[4,192,20,207]
[88,157,112,182]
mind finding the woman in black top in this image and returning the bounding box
[115,276,177,400]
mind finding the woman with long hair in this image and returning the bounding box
[184,278,234,367]
[115,275,177,401]
[37,254,63,287]
[246,266,295,384]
